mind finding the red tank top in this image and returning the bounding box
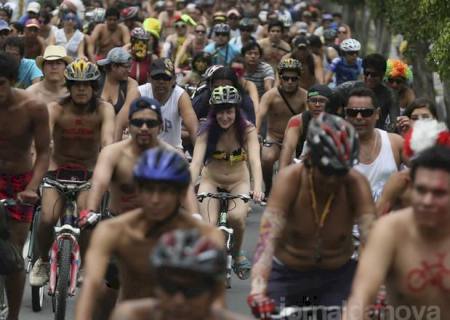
[130,57,151,85]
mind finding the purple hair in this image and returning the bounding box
[199,105,249,163]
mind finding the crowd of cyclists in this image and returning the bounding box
[0,0,449,319]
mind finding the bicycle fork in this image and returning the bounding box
[218,210,234,287]
[48,233,80,297]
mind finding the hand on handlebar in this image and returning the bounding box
[17,189,39,205]
[79,209,101,229]
[251,191,265,203]
[247,293,276,319]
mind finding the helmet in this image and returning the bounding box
[0,4,13,19]
[202,64,223,80]
[191,52,212,74]
[213,23,230,34]
[92,8,106,23]
[151,229,226,279]
[133,147,191,186]
[323,28,337,41]
[209,85,241,106]
[64,58,101,81]
[121,6,139,20]
[278,58,302,74]
[307,113,359,175]
[340,38,361,52]
[131,27,150,40]
[404,120,449,158]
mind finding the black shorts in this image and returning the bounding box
[267,257,356,309]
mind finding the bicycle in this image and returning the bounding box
[197,191,252,289]
[40,175,90,320]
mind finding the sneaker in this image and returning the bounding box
[29,258,49,286]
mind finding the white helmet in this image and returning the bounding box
[340,38,361,52]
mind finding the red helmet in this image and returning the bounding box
[120,6,139,20]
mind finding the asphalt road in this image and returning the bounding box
[14,204,263,319]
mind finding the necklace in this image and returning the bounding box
[360,130,379,163]
[308,168,335,263]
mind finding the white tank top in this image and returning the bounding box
[138,84,185,148]
[54,28,84,58]
[354,129,398,201]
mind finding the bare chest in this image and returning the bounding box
[271,94,305,118]
[54,112,101,142]
[0,109,32,147]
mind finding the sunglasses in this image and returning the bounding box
[281,75,299,82]
[388,77,405,85]
[130,118,161,128]
[308,97,328,105]
[158,279,211,298]
[151,74,172,81]
[346,51,359,56]
[345,108,375,118]
[240,27,253,32]
[216,32,229,37]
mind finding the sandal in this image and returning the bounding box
[232,252,252,280]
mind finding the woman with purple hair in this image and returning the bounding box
[190,85,264,281]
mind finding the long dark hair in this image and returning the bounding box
[199,104,249,163]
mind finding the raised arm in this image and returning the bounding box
[178,91,199,144]
[279,115,302,170]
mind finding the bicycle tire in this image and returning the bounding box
[0,276,7,319]
[54,239,72,320]
[30,208,44,312]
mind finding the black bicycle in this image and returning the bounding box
[197,191,251,288]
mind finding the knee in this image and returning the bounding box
[262,149,278,167]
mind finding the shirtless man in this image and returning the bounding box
[158,0,180,41]
[110,229,251,320]
[26,45,72,105]
[279,84,333,170]
[30,59,115,286]
[0,52,50,320]
[346,87,404,201]
[257,58,307,197]
[248,114,375,319]
[23,18,45,59]
[344,145,450,320]
[75,148,222,320]
[258,20,291,70]
[88,7,131,62]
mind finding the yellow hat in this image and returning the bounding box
[143,18,161,40]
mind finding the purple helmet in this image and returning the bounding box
[133,148,191,186]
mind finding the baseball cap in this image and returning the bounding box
[97,47,132,66]
[129,97,162,122]
[36,45,73,69]
[25,18,40,29]
[0,19,10,32]
[308,84,333,99]
[293,36,310,48]
[150,58,174,77]
[26,1,40,14]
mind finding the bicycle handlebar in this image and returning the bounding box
[43,177,91,194]
[196,192,251,203]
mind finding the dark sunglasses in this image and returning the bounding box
[240,27,253,32]
[346,51,359,56]
[281,75,299,82]
[345,108,375,118]
[158,279,211,298]
[364,70,381,78]
[151,74,172,81]
[388,77,405,85]
[216,32,229,37]
[129,118,161,128]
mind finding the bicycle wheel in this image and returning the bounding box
[54,239,72,320]
[0,276,7,320]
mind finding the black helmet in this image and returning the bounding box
[307,113,359,175]
[151,229,226,280]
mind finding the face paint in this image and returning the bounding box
[132,39,148,60]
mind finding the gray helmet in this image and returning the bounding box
[151,229,226,279]
[307,113,359,175]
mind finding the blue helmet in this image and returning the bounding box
[133,147,191,186]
